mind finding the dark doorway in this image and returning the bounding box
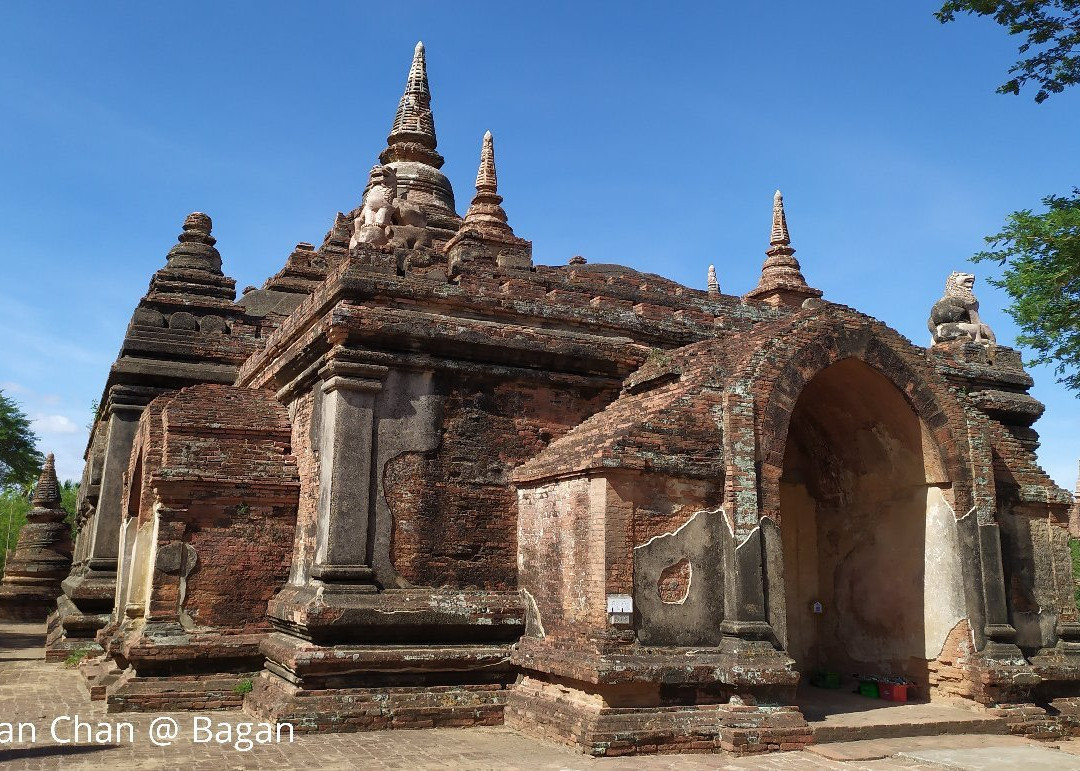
[779,358,959,693]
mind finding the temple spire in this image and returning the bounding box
[32,453,61,508]
[164,212,222,274]
[444,130,533,272]
[381,41,443,168]
[770,189,790,246]
[744,190,822,308]
[463,131,512,234]
[145,211,235,302]
[475,130,498,193]
[0,449,72,620]
[707,265,720,296]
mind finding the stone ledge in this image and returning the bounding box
[244,671,508,733]
[268,585,524,644]
[106,672,257,713]
[505,676,810,757]
[260,632,513,681]
[512,637,798,689]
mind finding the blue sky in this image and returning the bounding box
[0,2,1077,489]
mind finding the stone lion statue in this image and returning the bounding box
[928,271,996,345]
[351,165,399,247]
[349,165,429,249]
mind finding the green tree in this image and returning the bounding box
[936,1,1080,102]
[0,487,31,575]
[937,3,1080,389]
[0,390,42,489]
[60,480,80,536]
[972,190,1080,390]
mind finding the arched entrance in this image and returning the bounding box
[779,358,964,692]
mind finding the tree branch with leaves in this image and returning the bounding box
[937,1,1080,102]
[972,189,1080,390]
[0,390,42,489]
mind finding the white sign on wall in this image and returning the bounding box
[607,594,633,626]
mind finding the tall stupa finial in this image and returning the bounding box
[381,41,443,168]
[744,190,822,308]
[707,265,720,296]
[475,131,498,193]
[31,453,61,508]
[463,131,512,234]
[770,190,790,246]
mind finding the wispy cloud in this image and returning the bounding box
[32,414,79,435]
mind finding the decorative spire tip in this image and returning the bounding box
[32,452,61,507]
[382,40,441,166]
[770,189,790,247]
[707,264,720,295]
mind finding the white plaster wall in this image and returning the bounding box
[923,487,967,658]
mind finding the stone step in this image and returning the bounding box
[810,708,1009,744]
[807,733,1038,762]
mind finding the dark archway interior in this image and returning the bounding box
[780,358,946,691]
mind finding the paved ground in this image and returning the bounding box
[3,622,1080,770]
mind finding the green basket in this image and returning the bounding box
[810,670,842,689]
[858,680,879,698]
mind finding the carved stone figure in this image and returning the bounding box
[351,165,399,247]
[928,271,997,345]
[350,164,430,249]
[394,191,427,228]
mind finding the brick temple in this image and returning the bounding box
[33,42,1080,755]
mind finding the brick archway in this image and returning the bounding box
[734,312,976,525]
[722,311,983,692]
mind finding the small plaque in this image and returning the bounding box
[607,594,633,626]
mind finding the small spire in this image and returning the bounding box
[707,265,720,296]
[180,212,215,246]
[381,41,443,168]
[475,131,497,193]
[32,453,61,508]
[744,190,822,307]
[164,212,223,274]
[463,131,513,234]
[770,190,790,246]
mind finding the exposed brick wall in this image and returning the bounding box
[602,472,719,595]
[928,619,977,701]
[123,398,168,528]
[513,361,727,485]
[988,703,1066,740]
[144,384,300,634]
[177,503,297,631]
[284,390,320,584]
[517,477,606,647]
[106,673,256,713]
[998,500,1078,648]
[249,673,507,733]
[388,379,611,590]
[506,677,811,757]
[657,559,691,603]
